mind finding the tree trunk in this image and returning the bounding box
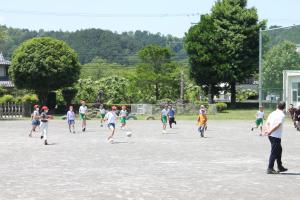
[208,84,214,104]
[230,81,236,108]
[37,91,48,105]
[155,82,159,101]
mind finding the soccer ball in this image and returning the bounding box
[126,131,132,137]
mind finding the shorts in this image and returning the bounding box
[100,114,105,119]
[68,120,75,125]
[108,123,115,129]
[120,117,126,124]
[255,118,263,126]
[80,113,86,120]
[162,116,167,124]
[32,119,40,126]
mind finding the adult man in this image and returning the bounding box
[265,101,288,174]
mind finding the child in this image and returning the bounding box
[168,105,176,128]
[67,106,76,133]
[161,105,169,133]
[197,109,208,137]
[40,106,53,145]
[104,106,117,143]
[119,106,127,129]
[99,104,106,127]
[29,104,40,137]
[199,105,208,130]
[251,106,265,135]
[79,100,88,132]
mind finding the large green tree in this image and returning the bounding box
[263,40,300,93]
[137,45,180,101]
[210,0,265,104]
[9,37,81,103]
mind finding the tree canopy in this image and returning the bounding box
[9,37,81,103]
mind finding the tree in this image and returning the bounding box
[263,40,300,93]
[62,87,78,106]
[210,0,265,105]
[137,45,179,101]
[185,14,224,103]
[9,37,81,103]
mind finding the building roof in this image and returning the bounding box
[0,52,11,65]
[0,81,14,88]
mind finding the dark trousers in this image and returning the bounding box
[268,136,283,169]
[169,117,176,128]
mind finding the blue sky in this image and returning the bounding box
[0,0,300,37]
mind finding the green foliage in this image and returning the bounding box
[215,102,228,112]
[136,45,181,101]
[0,86,8,97]
[185,0,265,104]
[236,89,258,102]
[263,40,300,91]
[0,95,14,104]
[9,37,81,103]
[0,26,186,65]
[21,94,39,104]
[62,87,78,106]
[75,78,98,103]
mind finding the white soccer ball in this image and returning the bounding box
[126,131,132,137]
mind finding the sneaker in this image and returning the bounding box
[162,130,167,134]
[251,128,254,131]
[73,131,76,134]
[82,128,86,132]
[278,166,288,172]
[29,133,32,137]
[44,140,48,145]
[100,124,103,127]
[267,168,278,174]
[40,136,44,139]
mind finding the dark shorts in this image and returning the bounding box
[108,123,115,129]
[68,120,75,125]
[32,119,40,126]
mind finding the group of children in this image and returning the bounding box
[29,100,130,145]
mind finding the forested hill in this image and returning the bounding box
[0,25,187,64]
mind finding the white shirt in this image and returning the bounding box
[120,110,127,117]
[100,108,106,114]
[161,109,168,116]
[79,105,88,114]
[256,111,264,119]
[105,111,117,124]
[266,109,285,138]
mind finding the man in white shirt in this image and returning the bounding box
[265,101,288,174]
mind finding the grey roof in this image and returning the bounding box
[0,52,11,65]
[0,81,14,88]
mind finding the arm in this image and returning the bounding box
[266,123,282,136]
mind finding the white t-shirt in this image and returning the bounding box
[105,111,117,124]
[161,109,168,116]
[120,110,127,117]
[100,108,106,114]
[79,105,88,114]
[266,109,285,138]
[256,111,264,119]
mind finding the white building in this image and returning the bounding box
[283,70,300,107]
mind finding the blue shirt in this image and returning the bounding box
[168,109,175,118]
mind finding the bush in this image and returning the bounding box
[0,95,14,104]
[215,102,227,112]
[22,94,39,104]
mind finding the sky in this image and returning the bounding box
[0,0,300,37]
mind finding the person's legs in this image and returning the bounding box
[268,136,277,169]
[276,139,283,168]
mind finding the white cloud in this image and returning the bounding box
[0,16,5,23]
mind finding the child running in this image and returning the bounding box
[197,109,208,137]
[251,106,265,135]
[67,106,76,133]
[79,100,88,132]
[29,104,40,137]
[120,106,128,129]
[99,104,106,127]
[104,106,117,143]
[168,105,177,128]
[161,105,169,133]
[40,106,53,145]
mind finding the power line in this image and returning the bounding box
[0,9,201,18]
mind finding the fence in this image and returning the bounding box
[0,102,23,119]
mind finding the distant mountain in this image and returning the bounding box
[0,25,187,64]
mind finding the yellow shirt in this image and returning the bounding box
[197,114,207,126]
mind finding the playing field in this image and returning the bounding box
[0,119,299,200]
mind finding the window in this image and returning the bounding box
[0,66,5,77]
